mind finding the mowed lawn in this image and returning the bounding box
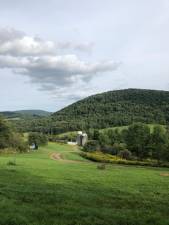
[0,143,169,225]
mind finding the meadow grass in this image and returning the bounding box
[101,123,166,133]
[55,124,166,137]
[0,142,169,225]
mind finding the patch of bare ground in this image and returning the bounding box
[50,152,84,163]
[160,173,169,177]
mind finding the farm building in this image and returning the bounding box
[76,131,88,146]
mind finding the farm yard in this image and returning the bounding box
[0,142,169,225]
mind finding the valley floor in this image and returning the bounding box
[0,142,169,225]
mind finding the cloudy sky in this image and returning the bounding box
[0,0,169,111]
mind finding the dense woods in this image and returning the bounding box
[6,89,169,134]
[83,123,169,165]
[51,89,169,133]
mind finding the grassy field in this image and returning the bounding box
[0,142,169,225]
[101,124,166,133]
[54,124,166,140]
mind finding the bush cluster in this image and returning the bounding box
[28,132,48,149]
[0,117,28,152]
[83,123,169,164]
[81,151,169,168]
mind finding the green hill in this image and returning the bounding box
[15,110,51,117]
[0,110,51,119]
[52,89,169,131]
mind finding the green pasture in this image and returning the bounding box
[0,142,169,225]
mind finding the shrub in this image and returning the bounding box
[16,141,28,152]
[80,151,169,168]
[11,133,28,152]
[101,145,117,155]
[99,133,111,146]
[83,140,100,152]
[112,143,126,153]
[0,118,13,149]
[118,149,132,160]
[28,132,48,149]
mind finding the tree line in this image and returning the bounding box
[0,117,48,152]
[84,123,169,163]
[0,117,27,152]
[9,89,169,134]
[51,89,169,132]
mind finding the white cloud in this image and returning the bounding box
[56,41,94,53]
[0,54,119,89]
[0,1,168,111]
[0,27,24,43]
[0,28,94,56]
[0,28,120,93]
[0,28,55,56]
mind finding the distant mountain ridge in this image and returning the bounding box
[0,110,51,119]
[15,110,51,117]
[52,88,169,131]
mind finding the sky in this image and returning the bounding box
[0,0,169,112]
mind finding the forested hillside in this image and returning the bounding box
[52,89,169,131]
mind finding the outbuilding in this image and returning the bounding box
[76,131,88,146]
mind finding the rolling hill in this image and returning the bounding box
[0,110,51,119]
[15,110,51,117]
[52,89,169,131]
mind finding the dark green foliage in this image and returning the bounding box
[124,123,151,159]
[83,140,100,152]
[112,143,126,154]
[84,123,169,163]
[28,132,48,149]
[151,126,169,162]
[118,149,132,160]
[106,128,122,145]
[99,132,111,146]
[101,145,116,155]
[86,128,95,139]
[0,117,13,149]
[51,89,169,132]
[0,117,28,152]
[98,129,125,155]
[11,133,28,152]
[101,143,126,155]
[93,129,100,140]
[9,89,169,134]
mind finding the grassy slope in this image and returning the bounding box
[54,124,166,138]
[0,143,169,225]
[101,123,166,133]
[55,131,78,139]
